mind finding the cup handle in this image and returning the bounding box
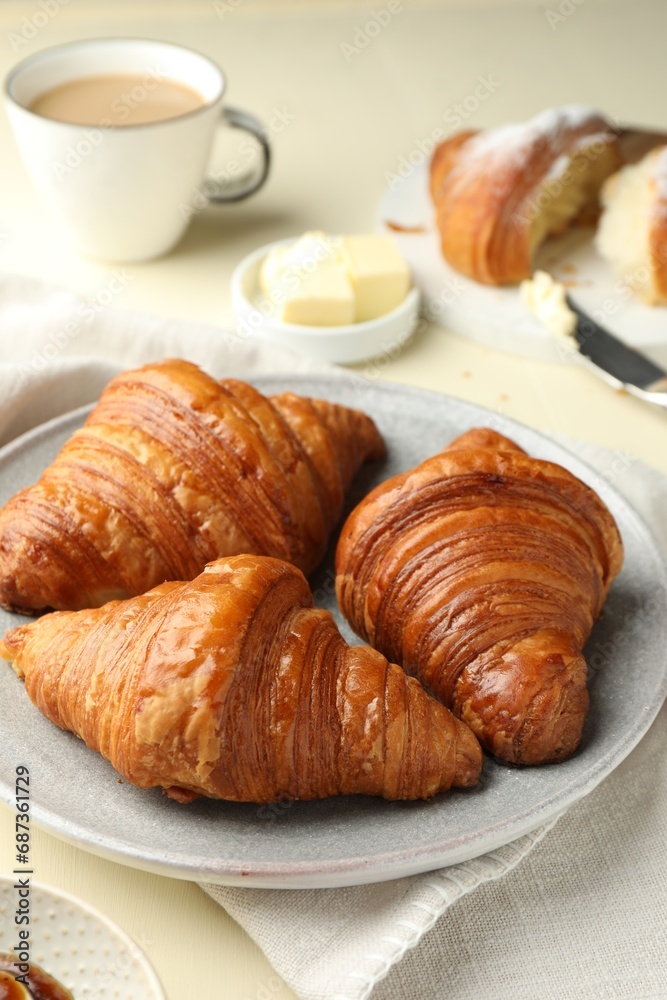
[204,105,271,203]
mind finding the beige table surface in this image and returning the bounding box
[0,1,666,997]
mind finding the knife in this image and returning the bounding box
[565,297,667,409]
[561,124,667,409]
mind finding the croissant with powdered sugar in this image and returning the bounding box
[430,106,622,284]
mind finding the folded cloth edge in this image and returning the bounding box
[201,813,562,1000]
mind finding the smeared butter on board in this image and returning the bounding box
[520,270,578,343]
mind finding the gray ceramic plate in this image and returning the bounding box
[0,375,666,888]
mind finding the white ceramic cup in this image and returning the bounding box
[4,38,271,261]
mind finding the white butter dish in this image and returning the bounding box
[231,238,420,364]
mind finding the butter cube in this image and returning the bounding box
[258,231,410,327]
[280,263,355,326]
[260,232,355,326]
[260,232,340,294]
[341,235,411,322]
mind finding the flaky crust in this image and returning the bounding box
[336,428,624,765]
[0,555,481,802]
[429,107,622,284]
[0,360,385,613]
[648,146,667,303]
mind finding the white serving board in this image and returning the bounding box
[378,163,667,367]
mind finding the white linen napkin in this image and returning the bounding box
[0,269,330,446]
[0,271,665,1000]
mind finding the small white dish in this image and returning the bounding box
[231,238,421,364]
[0,876,166,999]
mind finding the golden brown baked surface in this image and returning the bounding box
[0,359,385,614]
[0,554,481,803]
[336,428,624,766]
[429,106,622,285]
[649,147,667,302]
[649,147,667,301]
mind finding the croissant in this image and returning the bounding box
[0,555,482,802]
[336,428,624,766]
[596,144,667,304]
[430,106,622,284]
[0,359,385,614]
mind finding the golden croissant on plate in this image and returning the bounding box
[0,555,482,803]
[0,359,385,614]
[429,105,622,285]
[336,428,624,766]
